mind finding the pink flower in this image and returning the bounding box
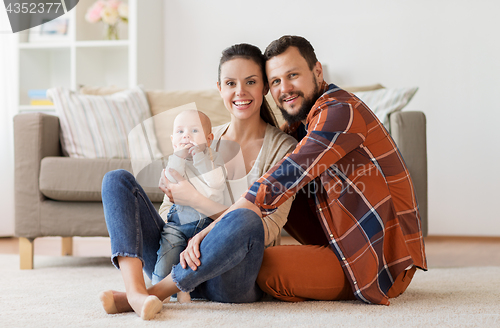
[85,1,105,23]
[107,0,121,10]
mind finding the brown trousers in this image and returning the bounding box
[257,190,416,302]
[257,244,416,302]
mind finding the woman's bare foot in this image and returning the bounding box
[99,290,118,314]
[140,295,163,320]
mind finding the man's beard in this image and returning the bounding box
[278,77,321,125]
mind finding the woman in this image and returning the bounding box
[100,43,297,320]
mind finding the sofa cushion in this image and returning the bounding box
[39,157,165,202]
[47,86,163,160]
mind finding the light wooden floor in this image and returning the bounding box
[1,236,500,268]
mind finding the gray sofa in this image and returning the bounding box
[13,88,427,269]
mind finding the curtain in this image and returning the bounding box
[0,9,16,236]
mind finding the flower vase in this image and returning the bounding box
[104,24,119,40]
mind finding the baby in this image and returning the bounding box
[154,109,225,303]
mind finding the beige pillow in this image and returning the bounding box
[80,86,230,156]
[79,85,124,95]
[343,83,385,93]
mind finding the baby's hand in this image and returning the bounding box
[173,143,193,159]
[188,142,203,156]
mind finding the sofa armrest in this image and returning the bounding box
[14,113,62,238]
[389,111,428,236]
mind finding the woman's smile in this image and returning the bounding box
[233,99,253,109]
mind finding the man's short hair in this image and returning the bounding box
[264,35,318,70]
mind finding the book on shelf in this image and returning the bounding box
[28,89,53,106]
[30,99,54,106]
[28,89,48,99]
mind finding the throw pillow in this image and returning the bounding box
[79,86,230,157]
[343,83,385,93]
[47,86,163,160]
[353,87,419,127]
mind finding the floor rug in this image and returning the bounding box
[1,254,499,327]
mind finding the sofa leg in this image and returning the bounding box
[19,237,34,270]
[61,237,73,256]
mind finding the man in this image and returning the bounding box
[248,35,426,305]
[181,35,427,305]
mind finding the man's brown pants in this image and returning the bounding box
[257,244,416,302]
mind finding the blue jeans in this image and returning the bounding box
[102,170,264,303]
[152,206,213,285]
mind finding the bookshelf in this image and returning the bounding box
[15,0,164,113]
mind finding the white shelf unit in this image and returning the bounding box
[16,0,164,113]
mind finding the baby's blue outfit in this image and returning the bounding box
[152,205,213,285]
[152,149,225,285]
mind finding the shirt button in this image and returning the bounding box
[342,257,346,261]
[353,281,357,285]
[319,208,322,212]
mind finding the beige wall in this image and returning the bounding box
[162,0,500,236]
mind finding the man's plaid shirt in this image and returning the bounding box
[244,83,427,305]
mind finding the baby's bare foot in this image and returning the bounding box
[99,290,118,314]
[140,295,163,320]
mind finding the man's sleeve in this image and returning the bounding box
[244,100,368,216]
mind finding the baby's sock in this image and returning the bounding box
[177,291,192,303]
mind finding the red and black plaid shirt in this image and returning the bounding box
[244,82,427,305]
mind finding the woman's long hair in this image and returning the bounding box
[218,43,278,127]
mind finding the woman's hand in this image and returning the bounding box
[159,168,202,206]
[179,224,212,271]
[158,169,174,202]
